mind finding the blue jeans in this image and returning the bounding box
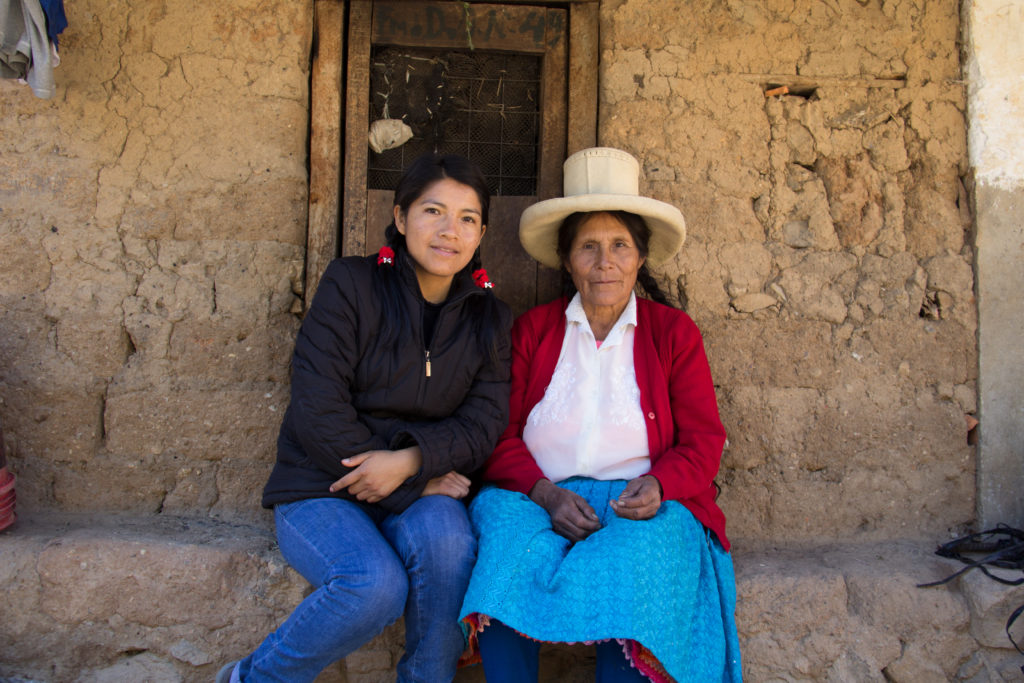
[237,495,476,683]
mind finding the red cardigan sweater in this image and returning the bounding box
[481,296,729,550]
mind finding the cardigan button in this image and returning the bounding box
[647,412,655,420]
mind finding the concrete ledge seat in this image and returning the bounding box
[1,514,1022,682]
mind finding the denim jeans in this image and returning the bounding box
[236,495,476,683]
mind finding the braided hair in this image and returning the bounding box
[374,153,503,362]
[555,210,679,309]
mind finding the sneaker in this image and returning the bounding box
[215,661,238,683]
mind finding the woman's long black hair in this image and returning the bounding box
[556,210,680,309]
[374,153,504,361]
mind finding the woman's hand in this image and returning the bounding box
[529,478,602,543]
[609,475,662,521]
[421,471,471,499]
[329,447,423,503]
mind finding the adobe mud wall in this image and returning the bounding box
[599,0,976,545]
[1,1,311,525]
[0,0,976,545]
[1,0,1015,681]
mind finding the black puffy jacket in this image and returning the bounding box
[262,251,512,513]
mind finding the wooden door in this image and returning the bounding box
[306,0,598,315]
[353,1,567,317]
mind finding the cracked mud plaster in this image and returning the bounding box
[0,1,1011,681]
[600,0,974,544]
[0,0,311,520]
[1,0,978,544]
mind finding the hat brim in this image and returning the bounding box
[519,194,686,269]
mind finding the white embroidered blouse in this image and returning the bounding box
[522,292,650,483]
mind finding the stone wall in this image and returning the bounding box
[0,0,311,525]
[599,0,976,545]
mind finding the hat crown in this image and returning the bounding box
[519,146,685,269]
[563,147,640,198]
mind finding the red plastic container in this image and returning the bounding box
[0,466,15,532]
[0,425,13,531]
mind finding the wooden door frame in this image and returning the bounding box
[305,0,597,306]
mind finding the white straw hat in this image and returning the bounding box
[518,147,686,269]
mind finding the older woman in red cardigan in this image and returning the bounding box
[459,148,742,683]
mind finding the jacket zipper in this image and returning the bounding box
[397,251,482,387]
[417,275,482,381]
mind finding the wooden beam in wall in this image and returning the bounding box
[306,0,345,307]
[537,7,567,201]
[568,1,598,154]
[373,1,559,53]
[485,0,597,3]
[740,73,907,90]
[342,0,373,260]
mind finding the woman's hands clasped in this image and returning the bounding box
[421,471,471,499]
[329,447,422,503]
[328,446,472,502]
[530,475,663,542]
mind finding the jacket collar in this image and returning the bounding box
[393,247,482,307]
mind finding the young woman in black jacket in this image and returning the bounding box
[219,154,511,683]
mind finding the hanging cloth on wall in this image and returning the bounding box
[0,0,67,99]
[38,0,66,46]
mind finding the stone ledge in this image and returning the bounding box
[732,540,1021,682]
[1,515,1021,682]
[0,512,326,683]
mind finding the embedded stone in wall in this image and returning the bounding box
[730,292,777,313]
[719,242,772,298]
[775,251,858,323]
[816,154,885,248]
[773,164,840,250]
[960,570,1024,650]
[78,653,183,683]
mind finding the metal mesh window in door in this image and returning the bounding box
[367,47,541,196]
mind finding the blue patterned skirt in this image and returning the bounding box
[459,478,742,682]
